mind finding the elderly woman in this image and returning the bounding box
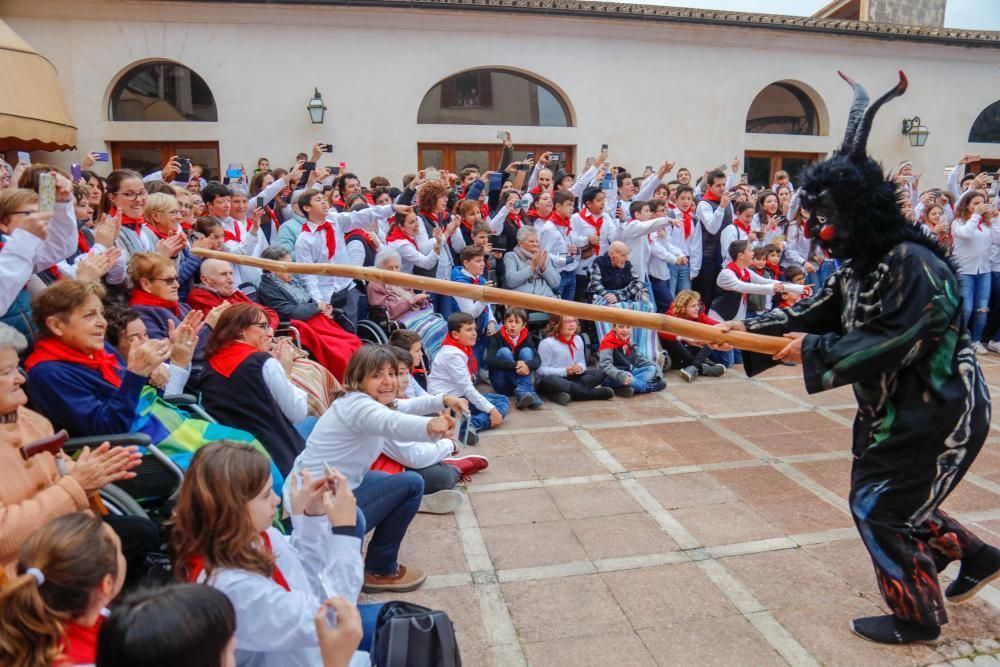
[127,253,219,363]
[196,303,309,476]
[256,246,362,379]
[502,226,559,297]
[137,192,202,296]
[367,247,447,358]
[0,322,148,581]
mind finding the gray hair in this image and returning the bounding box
[0,323,27,353]
[374,247,402,269]
[229,186,249,198]
[516,226,539,243]
[261,245,290,262]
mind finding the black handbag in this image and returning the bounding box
[372,601,461,667]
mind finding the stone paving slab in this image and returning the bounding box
[362,358,1000,665]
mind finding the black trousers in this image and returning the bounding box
[408,462,461,495]
[662,339,712,369]
[329,285,360,327]
[537,369,607,400]
[692,258,721,308]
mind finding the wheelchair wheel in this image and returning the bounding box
[357,319,388,344]
[99,483,149,519]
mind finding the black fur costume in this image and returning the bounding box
[743,71,993,631]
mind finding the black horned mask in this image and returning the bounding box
[798,71,916,265]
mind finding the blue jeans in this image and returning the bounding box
[961,272,991,342]
[669,264,691,298]
[469,393,510,432]
[805,259,837,289]
[603,364,659,393]
[649,277,673,313]
[353,471,423,575]
[558,270,577,301]
[489,348,537,397]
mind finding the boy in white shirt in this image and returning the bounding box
[428,312,509,437]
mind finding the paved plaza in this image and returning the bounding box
[364,359,1000,666]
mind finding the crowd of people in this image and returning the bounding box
[0,133,996,666]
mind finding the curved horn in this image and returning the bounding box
[851,70,908,159]
[837,71,870,152]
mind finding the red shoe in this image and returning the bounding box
[443,454,490,481]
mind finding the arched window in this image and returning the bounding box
[418,68,572,127]
[969,101,1000,143]
[746,82,820,135]
[109,61,217,122]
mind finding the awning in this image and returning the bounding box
[0,19,76,152]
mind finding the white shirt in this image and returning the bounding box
[295,205,393,301]
[293,391,434,489]
[0,202,76,316]
[781,222,812,268]
[648,231,684,281]
[570,209,608,274]
[203,515,368,667]
[428,345,495,413]
[667,209,701,277]
[261,357,308,424]
[453,269,496,324]
[388,238,439,274]
[537,335,587,377]
[710,267,804,321]
[719,223,752,263]
[696,200,731,236]
[540,218,576,273]
[608,216,672,281]
[383,395,454,468]
[952,215,994,275]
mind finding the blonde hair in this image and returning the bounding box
[0,188,39,224]
[670,290,702,318]
[127,252,176,285]
[144,192,179,220]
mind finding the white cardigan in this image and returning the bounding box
[537,335,587,377]
[952,214,993,275]
[203,515,368,667]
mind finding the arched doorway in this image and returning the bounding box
[744,81,826,187]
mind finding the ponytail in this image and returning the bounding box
[0,513,120,667]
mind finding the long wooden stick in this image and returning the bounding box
[191,248,789,355]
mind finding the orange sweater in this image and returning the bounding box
[0,408,89,580]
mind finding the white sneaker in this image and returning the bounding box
[418,489,463,514]
[987,341,1000,354]
[974,342,989,354]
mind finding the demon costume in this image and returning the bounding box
[736,71,1000,644]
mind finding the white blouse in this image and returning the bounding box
[537,335,587,377]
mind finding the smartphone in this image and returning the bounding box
[424,169,441,182]
[226,163,244,179]
[71,163,82,182]
[739,173,748,184]
[512,199,524,210]
[645,165,654,173]
[16,151,30,166]
[451,409,471,449]
[176,157,191,183]
[488,234,507,250]
[93,152,109,162]
[330,166,341,176]
[517,163,529,171]
[316,571,338,627]
[321,143,334,153]
[496,130,506,140]
[525,152,535,162]
[299,161,316,188]
[549,153,562,162]
[488,172,502,190]
[601,144,608,152]
[602,173,614,190]
[38,173,56,212]
[256,196,265,210]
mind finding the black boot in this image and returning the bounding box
[945,544,1000,602]
[849,615,940,644]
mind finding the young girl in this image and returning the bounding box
[536,314,613,404]
[951,189,994,351]
[752,190,785,247]
[290,345,456,592]
[171,441,371,667]
[0,513,125,667]
[660,290,727,382]
[919,203,950,251]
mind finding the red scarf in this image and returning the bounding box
[526,209,549,224]
[678,207,694,240]
[420,210,440,225]
[77,230,91,253]
[62,614,105,666]
[144,223,170,240]
[726,261,750,304]
[598,329,632,356]
[556,335,577,355]
[702,190,722,203]
[765,261,782,280]
[330,198,346,210]
[120,213,145,234]
[344,228,377,251]
[386,225,418,249]
[129,289,181,317]
[499,326,527,353]
[309,221,337,260]
[479,202,490,220]
[25,338,122,387]
[579,207,603,237]
[507,210,523,228]
[224,220,243,243]
[442,335,477,376]
[734,218,752,235]
[186,532,290,591]
[265,206,280,230]
[208,341,258,378]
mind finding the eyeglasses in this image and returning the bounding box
[169,209,184,217]
[151,276,180,285]
[116,190,148,201]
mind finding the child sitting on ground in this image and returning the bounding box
[428,312,509,437]
[660,290,728,383]
[389,329,429,396]
[485,307,544,410]
[597,323,665,396]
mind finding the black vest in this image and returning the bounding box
[196,352,305,476]
[700,199,733,265]
[710,268,746,321]
[593,254,634,292]
[345,231,377,267]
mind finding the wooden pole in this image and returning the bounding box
[191,248,789,355]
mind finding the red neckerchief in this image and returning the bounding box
[78,230,91,253]
[208,341,258,378]
[62,614,105,666]
[223,219,242,243]
[702,191,722,203]
[344,228,377,250]
[119,212,144,234]
[460,217,475,232]
[725,261,750,304]
[549,212,572,236]
[765,261,782,279]
[507,210,523,228]
[129,288,181,317]
[479,203,490,220]
[777,296,796,309]
[420,210,440,224]
[25,338,122,387]
[598,329,632,356]
[556,335,577,355]
[386,225,418,249]
[500,326,527,353]
[579,207,603,237]
[527,210,550,224]
[144,223,170,240]
[442,335,477,376]
[309,221,337,259]
[678,207,694,239]
[186,532,290,591]
[734,218,752,235]
[265,206,281,230]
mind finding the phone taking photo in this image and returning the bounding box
[38,173,56,213]
[16,151,30,166]
[321,143,334,153]
[549,153,562,162]
[299,161,316,189]
[71,163,82,182]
